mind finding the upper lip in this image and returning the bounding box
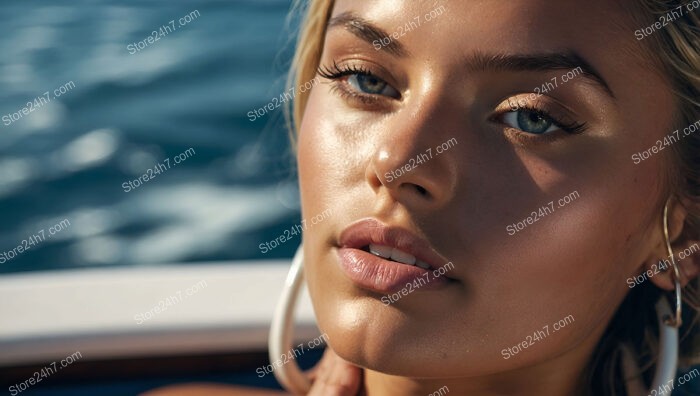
[338,218,452,272]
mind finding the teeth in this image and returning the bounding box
[369,244,393,259]
[390,249,416,265]
[368,244,417,265]
[415,260,430,269]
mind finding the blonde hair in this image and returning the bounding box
[285,0,334,148]
[286,0,700,393]
[591,1,700,394]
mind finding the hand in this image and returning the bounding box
[306,348,363,396]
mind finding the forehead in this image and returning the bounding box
[329,0,637,63]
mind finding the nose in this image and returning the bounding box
[366,108,458,210]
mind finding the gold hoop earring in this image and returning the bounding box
[662,197,683,328]
[646,198,683,392]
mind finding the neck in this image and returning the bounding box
[361,327,605,396]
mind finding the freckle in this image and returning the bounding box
[441,352,447,359]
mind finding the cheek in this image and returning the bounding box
[482,157,663,355]
[297,91,339,221]
[296,89,361,337]
[438,139,664,364]
[297,89,364,197]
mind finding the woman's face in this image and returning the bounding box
[298,0,675,383]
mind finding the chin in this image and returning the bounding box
[315,300,451,377]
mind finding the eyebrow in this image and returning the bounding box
[327,11,409,57]
[466,51,615,99]
[327,12,615,99]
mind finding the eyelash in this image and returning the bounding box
[318,61,370,80]
[317,61,392,105]
[495,105,587,135]
[318,61,588,141]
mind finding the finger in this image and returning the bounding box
[306,348,334,381]
[307,351,362,396]
[306,347,346,381]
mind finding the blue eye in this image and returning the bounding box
[502,109,558,134]
[317,62,401,103]
[347,74,400,98]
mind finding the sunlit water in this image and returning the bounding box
[0,0,304,273]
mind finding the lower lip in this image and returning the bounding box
[336,248,450,294]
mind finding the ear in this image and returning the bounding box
[646,199,700,291]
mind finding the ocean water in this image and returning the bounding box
[0,0,305,273]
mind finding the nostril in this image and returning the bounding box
[415,185,428,197]
[399,183,430,198]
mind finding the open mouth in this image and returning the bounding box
[361,244,432,269]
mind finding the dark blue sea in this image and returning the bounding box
[0,0,304,273]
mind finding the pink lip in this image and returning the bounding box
[336,218,455,294]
